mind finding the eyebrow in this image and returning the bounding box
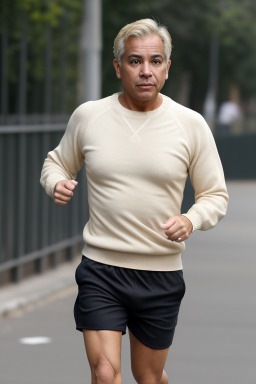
[127,54,164,60]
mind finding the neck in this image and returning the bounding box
[118,93,163,112]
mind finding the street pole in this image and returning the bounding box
[203,37,219,132]
[81,0,102,102]
[203,0,226,132]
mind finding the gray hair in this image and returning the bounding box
[113,19,172,66]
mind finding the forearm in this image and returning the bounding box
[40,106,85,198]
[184,118,229,231]
[40,156,75,198]
[184,185,229,231]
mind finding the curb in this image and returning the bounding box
[0,257,80,318]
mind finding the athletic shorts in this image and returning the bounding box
[74,255,186,349]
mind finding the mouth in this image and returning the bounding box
[137,83,154,89]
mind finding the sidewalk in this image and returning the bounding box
[0,256,80,318]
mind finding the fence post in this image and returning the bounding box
[0,27,8,124]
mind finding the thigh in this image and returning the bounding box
[129,330,169,382]
[83,330,122,377]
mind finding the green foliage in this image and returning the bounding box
[0,0,83,114]
[102,0,256,108]
[1,0,255,116]
[217,0,256,99]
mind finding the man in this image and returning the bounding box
[40,19,228,384]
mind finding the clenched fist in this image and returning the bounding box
[161,215,193,242]
[54,180,78,205]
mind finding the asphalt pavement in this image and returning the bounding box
[0,180,255,384]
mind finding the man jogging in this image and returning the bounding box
[40,18,228,384]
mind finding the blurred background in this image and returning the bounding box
[2,0,256,129]
[0,1,255,383]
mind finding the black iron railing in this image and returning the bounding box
[0,124,88,283]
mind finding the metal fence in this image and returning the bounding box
[0,124,88,284]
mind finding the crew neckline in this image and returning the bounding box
[111,92,169,118]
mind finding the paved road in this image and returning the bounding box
[0,181,255,383]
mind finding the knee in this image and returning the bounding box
[134,370,168,384]
[136,377,160,384]
[92,358,121,384]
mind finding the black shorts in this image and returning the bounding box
[74,256,186,349]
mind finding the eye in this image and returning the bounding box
[130,59,140,65]
[152,59,161,65]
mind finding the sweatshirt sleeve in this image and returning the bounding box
[183,114,229,231]
[40,105,86,198]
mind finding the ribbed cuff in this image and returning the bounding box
[181,211,203,232]
[45,174,67,198]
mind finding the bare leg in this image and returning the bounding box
[129,330,169,384]
[83,330,122,384]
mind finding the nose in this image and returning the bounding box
[140,62,152,78]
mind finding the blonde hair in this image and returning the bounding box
[113,19,172,66]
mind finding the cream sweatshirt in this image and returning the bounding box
[40,93,228,271]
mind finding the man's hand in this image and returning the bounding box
[161,215,193,242]
[54,180,78,205]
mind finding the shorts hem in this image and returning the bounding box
[76,325,126,335]
[128,327,173,350]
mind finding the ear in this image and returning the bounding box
[165,60,171,80]
[113,59,122,79]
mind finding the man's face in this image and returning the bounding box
[113,34,171,110]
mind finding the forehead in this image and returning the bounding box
[123,34,165,56]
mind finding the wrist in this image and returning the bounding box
[181,214,194,233]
